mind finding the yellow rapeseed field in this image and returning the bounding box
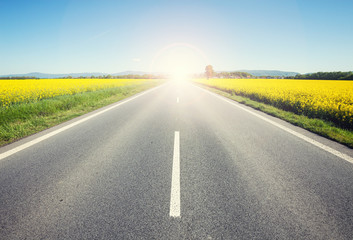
[0,78,149,108]
[196,78,353,129]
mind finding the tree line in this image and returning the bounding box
[286,71,353,80]
[1,74,165,80]
[214,71,253,79]
[203,65,254,79]
[204,65,353,80]
[0,76,38,79]
[63,74,164,79]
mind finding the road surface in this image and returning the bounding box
[1,81,353,239]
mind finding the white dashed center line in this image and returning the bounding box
[170,131,181,217]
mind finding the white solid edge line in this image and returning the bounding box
[0,84,164,161]
[196,85,353,164]
[170,131,181,217]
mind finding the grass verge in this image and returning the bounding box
[197,83,353,149]
[0,80,163,147]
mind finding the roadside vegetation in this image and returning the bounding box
[0,79,163,146]
[196,79,353,148]
[0,78,157,108]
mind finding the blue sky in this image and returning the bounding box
[1,0,353,75]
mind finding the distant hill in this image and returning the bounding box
[0,71,152,79]
[112,71,150,76]
[0,70,300,79]
[238,70,300,77]
[0,72,105,79]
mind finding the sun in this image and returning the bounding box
[150,42,208,80]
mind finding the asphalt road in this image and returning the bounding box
[1,81,353,239]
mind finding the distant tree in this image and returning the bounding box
[291,71,353,80]
[205,65,214,79]
[340,73,353,80]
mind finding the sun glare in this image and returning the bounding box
[150,42,208,81]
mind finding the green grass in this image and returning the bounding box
[0,80,163,147]
[197,83,353,149]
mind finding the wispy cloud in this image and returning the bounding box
[132,58,141,62]
[90,30,111,41]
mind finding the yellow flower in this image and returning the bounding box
[196,78,353,129]
[0,79,148,107]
